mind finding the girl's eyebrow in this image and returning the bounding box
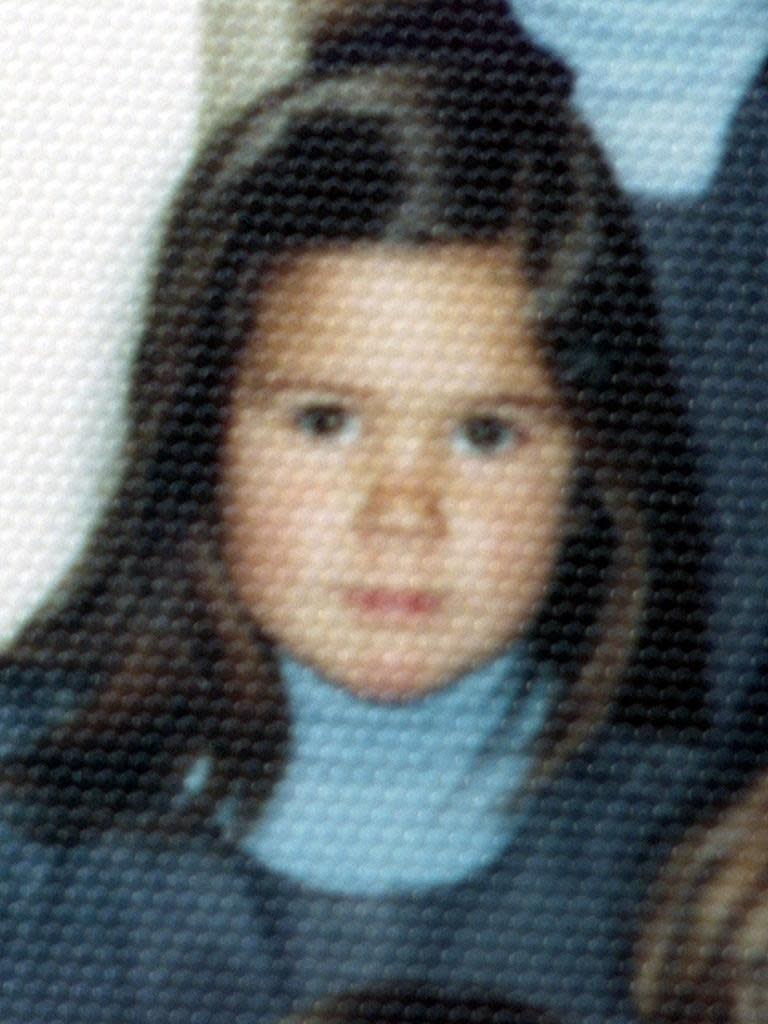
[257,377,559,410]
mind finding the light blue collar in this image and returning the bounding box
[236,646,554,895]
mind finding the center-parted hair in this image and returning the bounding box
[1,0,708,836]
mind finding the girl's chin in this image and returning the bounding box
[326,655,464,703]
[333,679,449,704]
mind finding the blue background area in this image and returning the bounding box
[513,0,768,196]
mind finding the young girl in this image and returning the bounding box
[0,2,712,1022]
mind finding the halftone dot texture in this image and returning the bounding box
[0,1,199,642]
[0,3,764,1024]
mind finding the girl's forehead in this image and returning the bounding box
[241,244,558,403]
[257,243,529,318]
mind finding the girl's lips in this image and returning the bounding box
[343,587,443,616]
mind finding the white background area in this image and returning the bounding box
[0,2,200,641]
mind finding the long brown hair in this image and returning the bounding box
[1,0,708,837]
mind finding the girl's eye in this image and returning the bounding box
[454,415,521,455]
[293,403,360,442]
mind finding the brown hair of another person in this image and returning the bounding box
[635,770,768,1024]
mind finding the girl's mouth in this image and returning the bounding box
[343,587,443,616]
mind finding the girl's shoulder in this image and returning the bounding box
[0,811,280,1023]
[0,658,252,903]
[442,729,716,1022]
[0,791,62,904]
[0,658,99,760]
[561,722,713,791]
[522,724,716,866]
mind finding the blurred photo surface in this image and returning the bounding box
[0,3,765,1023]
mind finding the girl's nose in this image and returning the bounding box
[357,476,446,537]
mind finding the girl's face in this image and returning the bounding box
[220,244,576,701]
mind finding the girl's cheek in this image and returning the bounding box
[466,438,573,570]
[226,448,355,567]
